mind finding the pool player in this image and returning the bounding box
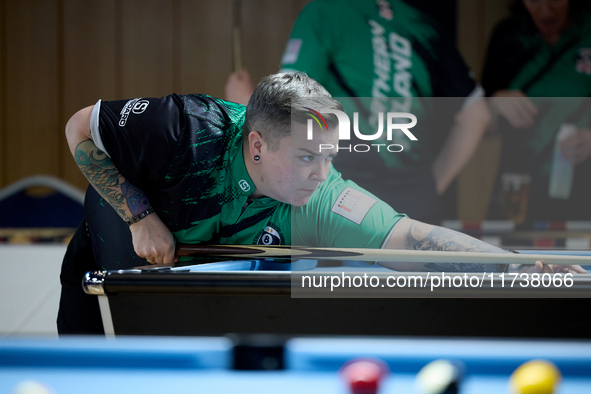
[59,72,584,334]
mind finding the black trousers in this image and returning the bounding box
[57,187,145,335]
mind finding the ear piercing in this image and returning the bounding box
[254,155,260,161]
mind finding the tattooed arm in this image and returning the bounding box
[379,218,575,273]
[65,106,176,265]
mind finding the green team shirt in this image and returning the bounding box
[482,12,591,207]
[92,94,404,251]
[280,0,478,169]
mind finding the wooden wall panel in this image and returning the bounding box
[240,0,304,85]
[456,0,485,82]
[0,0,315,189]
[120,0,175,98]
[178,0,310,98]
[61,0,118,190]
[5,0,59,184]
[178,0,233,97]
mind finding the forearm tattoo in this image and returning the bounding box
[75,139,150,221]
[405,222,507,272]
[121,181,151,216]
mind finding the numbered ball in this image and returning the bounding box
[416,359,464,394]
[340,358,389,394]
[13,381,53,394]
[509,360,561,394]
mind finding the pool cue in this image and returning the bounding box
[232,0,242,72]
[175,244,591,266]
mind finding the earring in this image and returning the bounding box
[254,155,260,161]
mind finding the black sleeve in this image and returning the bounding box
[429,34,477,97]
[97,94,185,187]
[482,20,512,96]
[481,17,537,96]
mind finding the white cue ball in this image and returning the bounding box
[12,381,54,394]
[416,359,462,394]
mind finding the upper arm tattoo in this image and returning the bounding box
[75,139,150,221]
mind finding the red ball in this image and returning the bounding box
[341,358,388,394]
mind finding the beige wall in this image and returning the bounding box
[0,0,311,191]
[1,0,512,220]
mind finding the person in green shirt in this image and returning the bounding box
[59,72,582,335]
[483,0,591,222]
[226,0,491,224]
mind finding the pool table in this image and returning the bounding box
[0,336,590,393]
[83,250,591,338]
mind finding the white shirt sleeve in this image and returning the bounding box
[89,99,110,157]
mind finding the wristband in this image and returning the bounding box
[126,208,155,226]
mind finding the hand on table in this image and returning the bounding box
[509,261,587,274]
[548,263,588,274]
[560,128,591,165]
[129,213,177,265]
[225,69,254,106]
[490,89,538,129]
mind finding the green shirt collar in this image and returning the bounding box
[230,137,256,197]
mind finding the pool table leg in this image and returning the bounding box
[98,296,115,337]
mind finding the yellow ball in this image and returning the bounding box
[509,360,561,394]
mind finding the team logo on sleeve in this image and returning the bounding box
[576,48,591,75]
[256,226,283,245]
[331,187,377,225]
[132,100,150,114]
[119,98,148,126]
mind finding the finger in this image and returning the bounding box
[568,265,587,274]
[570,267,587,274]
[147,246,163,265]
[560,136,577,159]
[573,151,585,165]
[502,104,532,129]
[503,108,528,129]
[552,266,570,274]
[573,145,591,165]
[550,265,567,273]
[533,261,553,273]
[163,247,176,265]
[151,254,163,265]
[513,101,536,128]
[520,96,538,116]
